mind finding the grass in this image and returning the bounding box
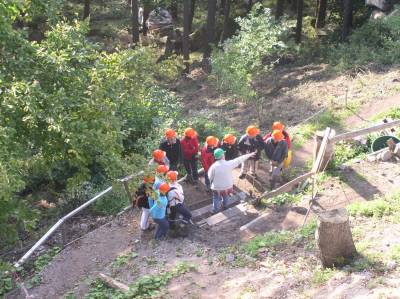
[347,192,400,219]
[311,267,336,285]
[260,192,303,207]
[241,220,317,257]
[85,262,196,299]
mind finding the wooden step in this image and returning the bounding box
[191,193,243,221]
[197,202,250,227]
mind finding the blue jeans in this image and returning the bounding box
[204,172,210,188]
[153,218,169,240]
[212,191,230,213]
[170,203,192,222]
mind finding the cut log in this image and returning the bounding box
[315,208,357,267]
[98,273,129,293]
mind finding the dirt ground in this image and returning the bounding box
[7,64,400,298]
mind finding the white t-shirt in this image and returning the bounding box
[167,182,184,206]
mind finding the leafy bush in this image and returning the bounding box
[328,13,400,70]
[211,4,290,101]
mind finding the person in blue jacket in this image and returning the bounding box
[148,181,170,240]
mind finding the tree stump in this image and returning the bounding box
[315,208,357,267]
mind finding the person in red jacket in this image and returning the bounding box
[201,136,219,191]
[263,121,291,149]
[181,127,200,185]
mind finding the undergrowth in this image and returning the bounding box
[85,262,196,299]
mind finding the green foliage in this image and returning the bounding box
[390,245,400,263]
[347,192,400,219]
[33,246,61,273]
[311,267,336,285]
[211,4,289,101]
[85,262,196,299]
[328,141,368,169]
[328,14,400,71]
[0,262,14,297]
[261,192,302,206]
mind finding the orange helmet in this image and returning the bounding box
[272,122,285,131]
[159,182,170,194]
[184,127,197,138]
[206,136,219,147]
[153,149,166,161]
[156,164,169,174]
[166,170,178,182]
[272,130,284,142]
[223,134,236,145]
[165,128,176,139]
[143,175,155,184]
[246,125,260,137]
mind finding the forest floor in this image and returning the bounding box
[6,64,400,299]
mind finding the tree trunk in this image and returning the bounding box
[342,0,353,40]
[131,0,140,45]
[183,0,191,73]
[170,0,178,21]
[220,0,231,42]
[276,0,284,19]
[247,0,254,13]
[203,0,217,70]
[295,0,304,43]
[315,0,327,28]
[83,0,90,20]
[189,0,196,33]
[142,7,151,36]
[220,0,226,15]
[315,208,357,267]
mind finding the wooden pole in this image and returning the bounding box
[330,120,400,143]
[99,273,129,293]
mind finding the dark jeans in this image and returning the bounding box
[170,203,192,223]
[169,161,178,171]
[184,159,198,181]
[204,172,210,188]
[153,217,169,240]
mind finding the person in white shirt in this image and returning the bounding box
[208,149,256,213]
[166,171,192,224]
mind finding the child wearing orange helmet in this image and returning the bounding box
[180,127,200,185]
[135,175,155,231]
[263,122,292,149]
[149,149,170,168]
[264,130,289,189]
[149,181,170,240]
[200,136,219,191]
[238,125,265,179]
[221,133,238,161]
[159,129,182,171]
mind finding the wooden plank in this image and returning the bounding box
[98,273,129,293]
[312,127,331,174]
[330,119,400,143]
[256,172,314,202]
[199,203,248,226]
[192,193,241,219]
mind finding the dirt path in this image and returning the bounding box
[10,93,399,299]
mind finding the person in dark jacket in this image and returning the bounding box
[264,130,288,189]
[135,175,155,231]
[221,134,238,161]
[159,128,182,171]
[238,125,265,178]
[180,127,200,185]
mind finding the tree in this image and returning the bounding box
[315,0,327,28]
[170,0,178,21]
[221,0,231,42]
[203,0,217,69]
[83,0,91,20]
[342,0,353,40]
[247,0,253,13]
[275,0,284,19]
[183,0,191,73]
[189,0,196,33]
[131,0,140,45]
[295,0,304,43]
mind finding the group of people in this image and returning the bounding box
[135,122,292,240]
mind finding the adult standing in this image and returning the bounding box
[208,149,256,213]
[160,128,182,171]
[181,127,200,185]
